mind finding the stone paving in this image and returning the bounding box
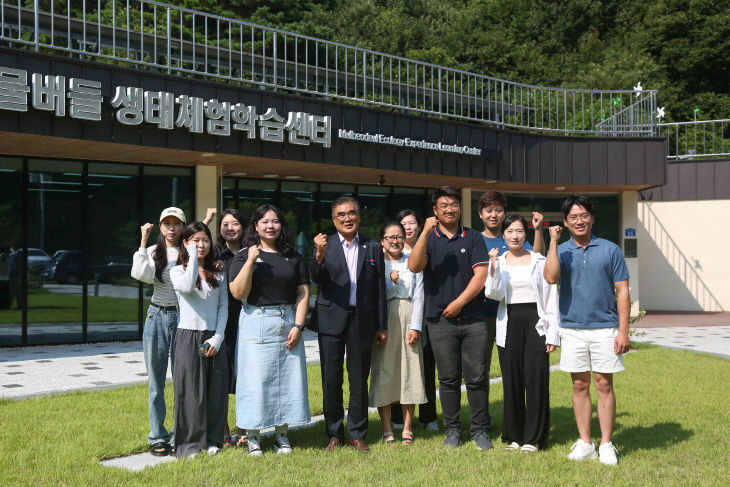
[0,330,320,400]
[631,326,730,358]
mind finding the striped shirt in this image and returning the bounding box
[131,245,179,305]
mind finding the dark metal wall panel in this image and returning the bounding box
[607,141,627,186]
[525,136,541,184]
[677,163,697,200]
[715,162,730,198]
[0,47,670,189]
[644,140,666,186]
[589,140,608,185]
[539,138,555,184]
[555,139,572,183]
[626,141,646,186]
[572,141,590,185]
[696,163,715,199]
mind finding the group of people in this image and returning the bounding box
[131,186,630,467]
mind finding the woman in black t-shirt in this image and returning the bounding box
[228,204,311,456]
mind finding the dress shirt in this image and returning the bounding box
[338,232,359,306]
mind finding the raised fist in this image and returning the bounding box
[549,225,563,242]
[488,247,500,262]
[247,245,261,262]
[140,223,154,246]
[532,211,544,230]
[423,216,438,233]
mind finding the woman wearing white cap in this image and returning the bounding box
[131,206,186,457]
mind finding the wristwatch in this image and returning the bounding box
[292,324,305,331]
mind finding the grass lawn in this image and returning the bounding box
[1,346,728,486]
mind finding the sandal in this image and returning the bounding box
[401,430,414,445]
[382,432,396,444]
[521,444,538,452]
[150,441,169,457]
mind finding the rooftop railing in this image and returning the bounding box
[657,120,730,160]
[0,0,659,137]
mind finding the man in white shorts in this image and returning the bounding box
[544,195,630,466]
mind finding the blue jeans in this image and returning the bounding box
[142,305,179,445]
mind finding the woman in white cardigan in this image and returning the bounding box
[485,215,559,452]
[169,221,228,457]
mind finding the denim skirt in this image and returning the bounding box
[235,303,311,429]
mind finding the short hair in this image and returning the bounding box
[331,195,360,216]
[477,190,507,213]
[501,214,528,234]
[380,221,406,240]
[432,186,461,206]
[561,195,594,219]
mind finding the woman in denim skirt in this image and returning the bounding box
[229,204,311,456]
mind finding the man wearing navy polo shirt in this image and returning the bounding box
[477,190,544,429]
[544,195,630,466]
[409,186,492,450]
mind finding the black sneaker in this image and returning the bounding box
[473,431,494,450]
[443,429,462,448]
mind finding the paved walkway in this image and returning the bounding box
[0,330,321,400]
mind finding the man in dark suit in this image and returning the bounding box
[309,196,388,453]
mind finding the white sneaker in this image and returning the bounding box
[599,442,619,466]
[568,439,597,461]
[247,435,264,457]
[273,434,293,455]
[505,441,520,451]
[206,445,220,455]
[424,421,439,432]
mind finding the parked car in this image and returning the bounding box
[25,248,53,271]
[43,251,133,284]
[43,250,82,284]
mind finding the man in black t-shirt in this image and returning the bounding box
[409,186,492,450]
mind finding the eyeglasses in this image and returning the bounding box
[567,213,591,223]
[382,235,405,242]
[334,210,359,220]
[436,203,460,211]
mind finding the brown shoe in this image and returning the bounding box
[325,437,344,451]
[348,439,370,453]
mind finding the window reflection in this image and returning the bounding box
[0,157,23,346]
[27,159,83,344]
[86,163,139,341]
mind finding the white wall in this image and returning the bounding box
[637,199,729,311]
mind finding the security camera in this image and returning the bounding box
[378,175,385,186]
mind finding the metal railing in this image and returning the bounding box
[658,120,730,160]
[1,0,657,136]
[594,92,657,136]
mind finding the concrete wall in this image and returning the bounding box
[637,199,729,311]
[195,165,220,228]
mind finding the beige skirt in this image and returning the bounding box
[369,298,427,408]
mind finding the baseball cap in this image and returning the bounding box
[159,207,186,224]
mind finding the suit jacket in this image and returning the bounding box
[309,233,387,341]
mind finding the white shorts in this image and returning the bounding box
[559,326,625,374]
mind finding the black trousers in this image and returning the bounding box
[427,315,490,435]
[497,303,550,448]
[318,310,373,441]
[390,327,437,425]
[173,328,229,457]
